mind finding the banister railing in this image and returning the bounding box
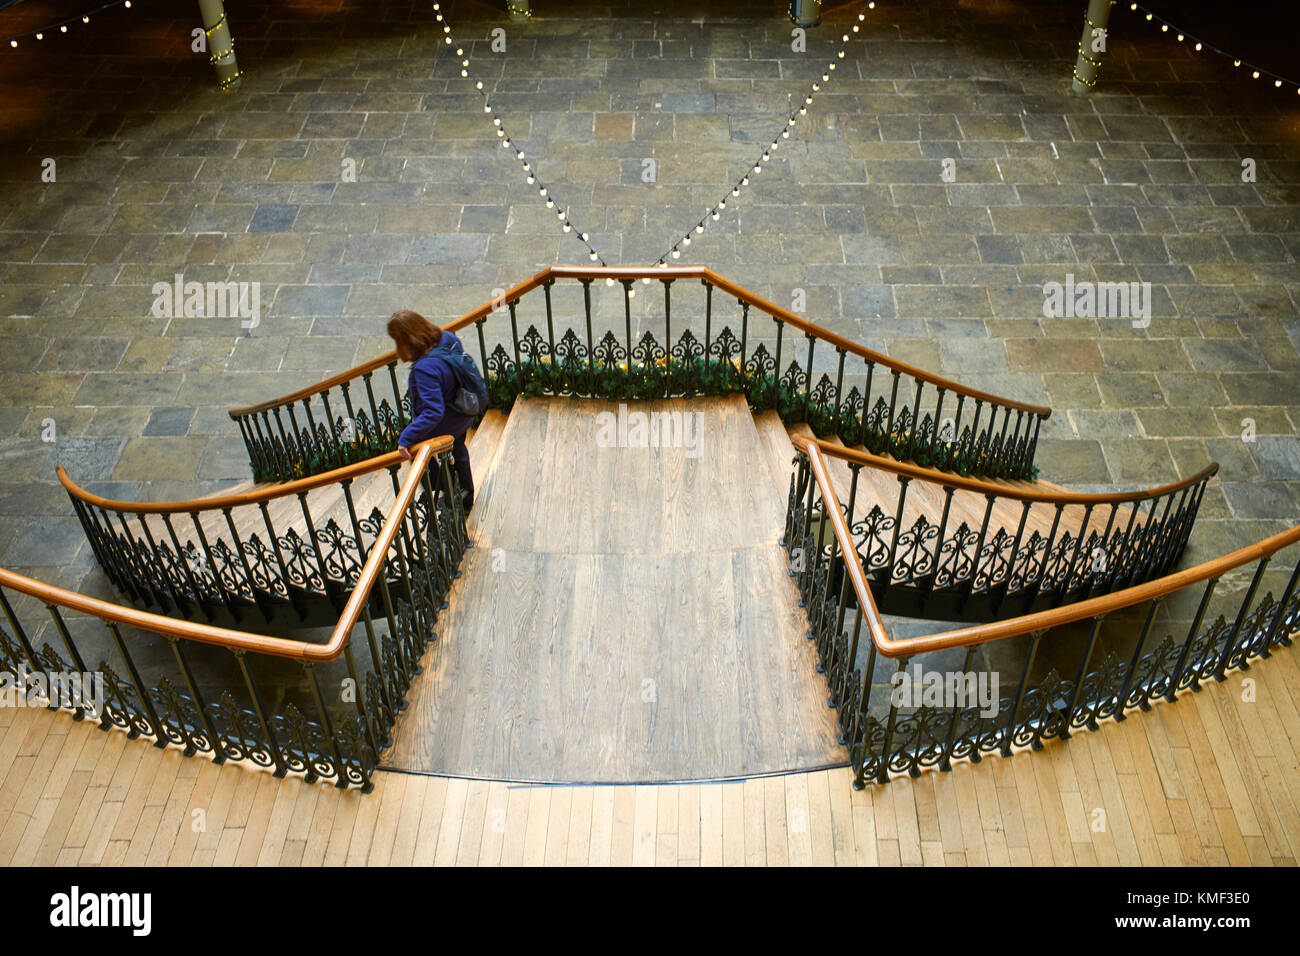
[0,441,469,791]
[229,266,1052,484]
[790,434,1217,620]
[785,440,1300,789]
[59,438,467,626]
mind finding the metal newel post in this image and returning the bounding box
[1071,0,1115,94]
[507,0,532,21]
[790,0,821,28]
[197,0,241,91]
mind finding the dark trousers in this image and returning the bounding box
[434,429,474,508]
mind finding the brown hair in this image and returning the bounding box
[387,309,443,362]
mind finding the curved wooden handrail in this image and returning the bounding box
[4,444,438,662]
[227,265,1052,419]
[58,435,454,515]
[790,433,1218,506]
[804,439,891,636]
[879,522,1300,658]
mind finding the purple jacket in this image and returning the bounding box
[397,330,473,448]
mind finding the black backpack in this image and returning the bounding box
[430,336,490,418]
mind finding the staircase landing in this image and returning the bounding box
[384,395,846,783]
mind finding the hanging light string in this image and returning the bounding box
[432,3,608,265]
[651,1,876,269]
[3,0,135,48]
[1124,2,1299,94]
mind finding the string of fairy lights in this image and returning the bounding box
[653,1,876,267]
[3,0,134,48]
[433,2,608,265]
[1123,3,1299,95]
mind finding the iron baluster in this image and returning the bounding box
[965,400,983,474]
[939,646,978,771]
[801,333,815,423]
[0,589,43,678]
[858,360,875,448]
[1213,557,1270,681]
[507,298,523,394]
[1165,577,1218,703]
[999,630,1043,756]
[344,642,381,760]
[930,388,947,465]
[475,322,490,390]
[832,348,846,436]
[958,495,997,611]
[44,604,91,720]
[876,657,909,783]
[924,487,956,602]
[1262,559,1300,655]
[702,279,713,354]
[194,511,250,621]
[162,513,212,621]
[1116,597,1161,717]
[661,278,672,387]
[303,663,350,788]
[106,621,168,747]
[622,279,634,362]
[296,491,336,608]
[543,278,556,358]
[904,379,923,460]
[321,390,343,468]
[255,502,307,619]
[167,637,224,759]
[387,360,406,427]
[233,650,288,777]
[1056,503,1095,602]
[885,369,901,446]
[583,277,596,390]
[877,475,912,604]
[992,500,1033,613]
[1062,614,1105,735]
[738,300,749,375]
[772,318,784,411]
[836,605,864,715]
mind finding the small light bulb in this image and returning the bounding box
[1194,43,1202,51]
[36,33,42,39]
[562,224,571,232]
[696,223,704,233]
[590,251,599,261]
[606,278,614,286]
[1253,70,1260,78]
[671,249,680,259]
[711,211,720,220]
[683,236,691,246]
[581,233,589,242]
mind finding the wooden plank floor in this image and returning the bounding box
[2,635,1295,866]
[384,395,846,782]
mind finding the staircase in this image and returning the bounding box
[385,395,844,782]
[7,265,1296,795]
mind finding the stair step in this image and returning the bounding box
[752,410,798,504]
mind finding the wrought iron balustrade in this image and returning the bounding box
[61,446,469,625]
[789,437,1217,620]
[0,442,466,791]
[784,438,1299,789]
[229,266,1051,484]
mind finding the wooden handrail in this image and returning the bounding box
[790,433,1218,505]
[803,439,892,641]
[227,265,1052,419]
[3,444,439,662]
[58,436,454,515]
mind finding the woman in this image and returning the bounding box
[387,309,475,510]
